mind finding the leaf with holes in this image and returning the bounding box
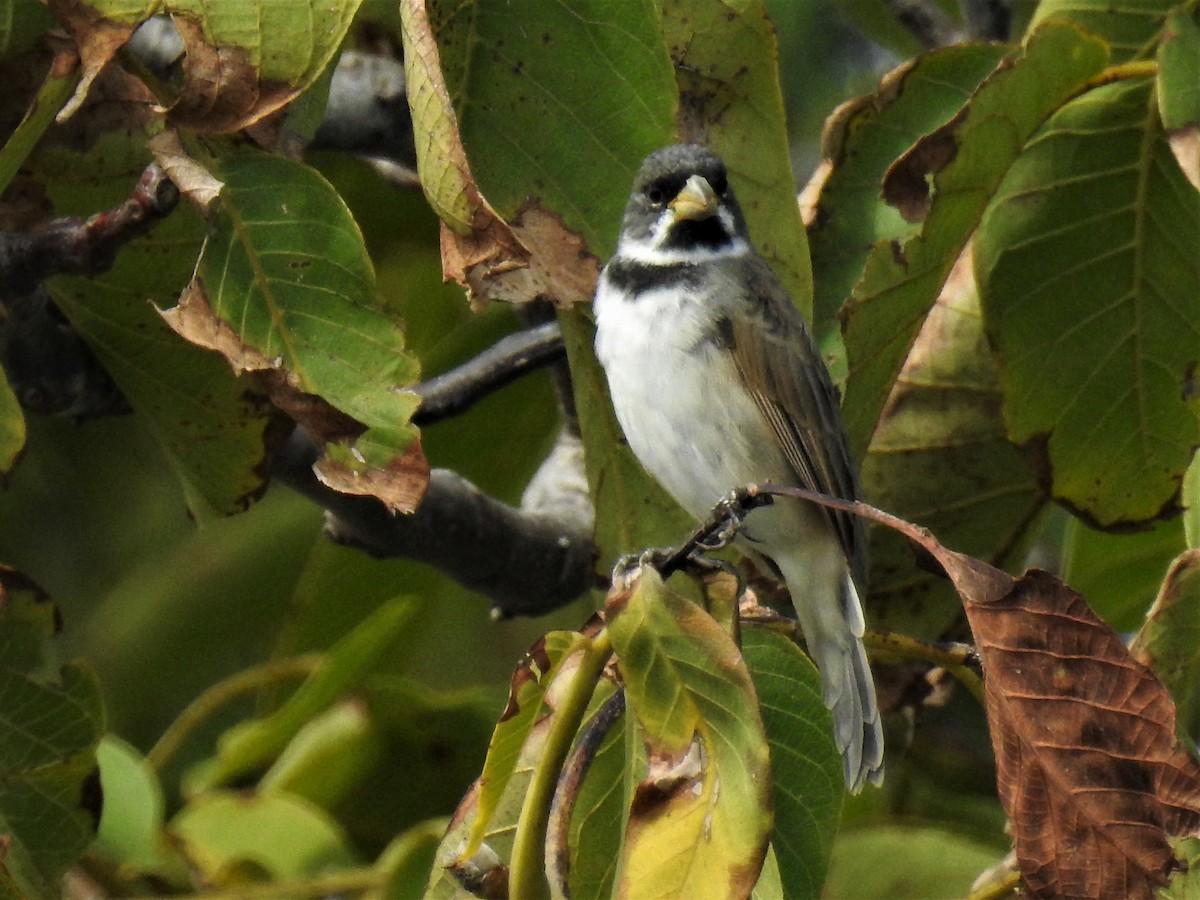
[838,21,1108,460]
[605,568,771,899]
[976,75,1200,528]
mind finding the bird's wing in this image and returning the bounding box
[720,257,867,585]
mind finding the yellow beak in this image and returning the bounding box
[669,175,718,221]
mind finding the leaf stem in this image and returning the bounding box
[0,50,80,197]
[145,655,321,773]
[508,627,614,900]
[865,630,985,707]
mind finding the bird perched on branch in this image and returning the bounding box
[593,143,883,791]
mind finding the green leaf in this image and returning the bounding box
[563,687,628,900]
[190,597,419,790]
[840,21,1109,459]
[93,736,186,879]
[164,149,422,493]
[1158,5,1200,131]
[363,819,446,900]
[51,0,361,131]
[862,272,1042,637]
[742,626,843,898]
[824,825,1004,899]
[808,43,1008,346]
[428,0,676,258]
[1028,0,1173,63]
[606,568,772,898]
[659,0,812,312]
[1131,550,1200,740]
[0,367,24,476]
[33,134,277,517]
[357,681,497,840]
[460,630,594,860]
[976,75,1200,528]
[424,628,602,898]
[0,569,104,896]
[0,0,55,54]
[167,790,359,883]
[1061,513,1185,630]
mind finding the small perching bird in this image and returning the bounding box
[593,144,883,791]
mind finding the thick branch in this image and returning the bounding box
[273,427,596,617]
[0,164,178,295]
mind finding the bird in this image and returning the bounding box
[593,143,883,791]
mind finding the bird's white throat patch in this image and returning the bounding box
[615,206,750,265]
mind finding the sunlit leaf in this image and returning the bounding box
[862,253,1042,637]
[808,43,1007,345]
[427,0,675,260]
[976,75,1200,528]
[161,149,426,512]
[606,568,771,899]
[660,0,812,311]
[168,790,359,883]
[47,0,361,130]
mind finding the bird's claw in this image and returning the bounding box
[611,546,676,586]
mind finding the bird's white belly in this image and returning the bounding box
[595,283,794,528]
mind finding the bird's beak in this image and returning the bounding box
[669,175,718,221]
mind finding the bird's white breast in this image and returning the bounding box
[594,274,794,523]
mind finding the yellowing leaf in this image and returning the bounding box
[606,568,771,899]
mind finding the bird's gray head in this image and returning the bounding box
[617,144,750,260]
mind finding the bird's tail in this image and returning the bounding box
[796,570,884,793]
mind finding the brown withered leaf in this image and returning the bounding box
[458,203,599,310]
[46,0,142,123]
[312,439,429,523]
[398,0,528,292]
[147,130,224,212]
[761,486,1200,899]
[167,13,293,134]
[881,107,966,224]
[399,0,596,309]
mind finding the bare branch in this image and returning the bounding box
[272,427,597,618]
[0,164,178,295]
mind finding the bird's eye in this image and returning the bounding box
[712,173,729,195]
[646,186,665,205]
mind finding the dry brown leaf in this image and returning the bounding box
[166,13,294,133]
[147,130,224,212]
[46,0,141,122]
[313,437,429,517]
[762,486,1200,899]
[458,203,599,310]
[881,107,966,224]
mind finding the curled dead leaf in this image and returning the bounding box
[759,485,1200,899]
[148,131,224,212]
